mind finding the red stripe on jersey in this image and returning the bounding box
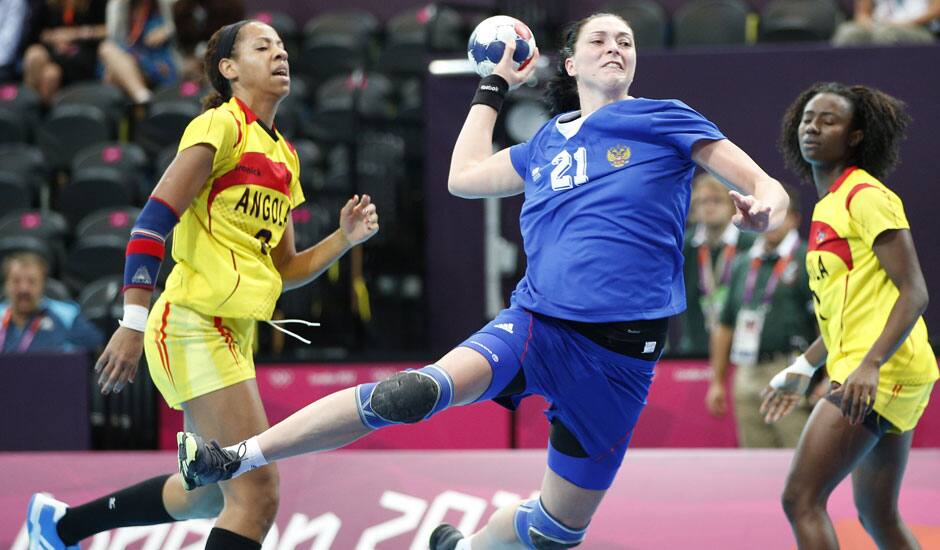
[845,183,877,214]
[828,166,857,194]
[207,152,293,228]
[234,97,259,125]
[809,220,854,271]
[126,238,165,260]
[226,109,242,148]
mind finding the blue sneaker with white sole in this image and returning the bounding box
[26,493,78,550]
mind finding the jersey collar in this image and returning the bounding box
[231,96,280,142]
[828,165,858,194]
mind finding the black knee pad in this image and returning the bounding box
[356,366,454,429]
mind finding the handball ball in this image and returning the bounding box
[467,15,536,78]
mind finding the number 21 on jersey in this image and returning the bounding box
[550,147,588,191]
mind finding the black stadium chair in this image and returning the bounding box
[54,82,126,129]
[0,209,68,271]
[0,83,41,143]
[135,98,201,155]
[78,275,124,337]
[0,143,51,208]
[303,72,396,142]
[37,104,113,170]
[759,0,844,42]
[75,207,140,240]
[64,235,127,291]
[673,0,752,47]
[44,277,73,301]
[251,11,300,57]
[296,11,380,78]
[58,166,136,227]
[0,172,33,216]
[151,80,205,106]
[379,4,464,73]
[602,0,670,49]
[72,142,151,199]
[0,235,57,276]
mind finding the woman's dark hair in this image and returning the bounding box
[779,82,910,182]
[201,20,250,110]
[544,13,630,116]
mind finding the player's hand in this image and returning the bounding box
[339,194,379,246]
[760,366,812,423]
[705,381,728,417]
[729,190,773,232]
[831,360,879,425]
[96,326,145,395]
[492,37,539,91]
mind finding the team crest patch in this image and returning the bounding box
[607,145,631,168]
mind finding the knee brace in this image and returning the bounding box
[513,498,587,549]
[356,365,454,429]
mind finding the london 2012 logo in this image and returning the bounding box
[607,145,631,168]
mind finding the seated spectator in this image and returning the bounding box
[22,0,108,104]
[0,251,104,353]
[704,190,818,447]
[0,0,31,82]
[171,0,243,80]
[673,173,755,357]
[833,0,940,45]
[98,0,177,105]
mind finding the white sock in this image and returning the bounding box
[225,436,268,477]
[455,539,472,550]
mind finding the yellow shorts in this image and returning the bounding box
[872,380,935,433]
[144,295,256,410]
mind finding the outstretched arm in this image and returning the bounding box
[692,139,789,232]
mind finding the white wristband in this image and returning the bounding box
[769,354,820,390]
[118,304,149,333]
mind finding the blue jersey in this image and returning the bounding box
[509,98,725,322]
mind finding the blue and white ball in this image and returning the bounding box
[467,15,536,78]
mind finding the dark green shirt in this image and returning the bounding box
[719,237,817,357]
[673,225,756,357]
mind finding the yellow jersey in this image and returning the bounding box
[807,166,937,385]
[161,97,305,320]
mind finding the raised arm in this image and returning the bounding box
[692,139,789,232]
[447,39,539,199]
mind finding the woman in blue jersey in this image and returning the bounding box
[176,13,789,549]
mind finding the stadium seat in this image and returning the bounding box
[759,0,844,42]
[673,0,752,47]
[0,83,40,143]
[0,235,56,276]
[75,207,141,240]
[58,167,136,227]
[72,142,151,200]
[296,11,380,78]
[54,82,126,129]
[153,144,177,181]
[602,0,670,49]
[135,98,201,155]
[379,4,464,73]
[289,203,333,250]
[44,277,72,301]
[37,104,113,170]
[0,143,50,208]
[251,11,301,57]
[78,275,123,338]
[303,72,396,142]
[0,172,33,216]
[151,80,205,105]
[0,210,68,271]
[64,235,127,290]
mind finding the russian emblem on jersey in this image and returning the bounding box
[607,145,631,168]
[467,15,537,78]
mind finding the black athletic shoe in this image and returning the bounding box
[177,432,243,490]
[429,523,464,550]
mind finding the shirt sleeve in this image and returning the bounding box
[509,141,530,179]
[288,145,305,208]
[66,314,105,351]
[846,184,910,248]
[651,100,726,158]
[178,108,240,172]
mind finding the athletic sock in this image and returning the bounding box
[225,436,268,477]
[57,474,175,545]
[205,527,262,549]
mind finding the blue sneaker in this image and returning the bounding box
[26,493,78,550]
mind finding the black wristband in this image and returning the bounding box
[471,74,509,112]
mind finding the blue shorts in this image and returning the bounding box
[459,306,659,490]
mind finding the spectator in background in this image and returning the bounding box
[22,0,108,104]
[705,188,818,447]
[98,0,178,105]
[0,0,31,82]
[172,0,243,80]
[674,173,755,357]
[0,251,104,353]
[833,0,940,45]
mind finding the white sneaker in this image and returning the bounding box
[26,493,79,550]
